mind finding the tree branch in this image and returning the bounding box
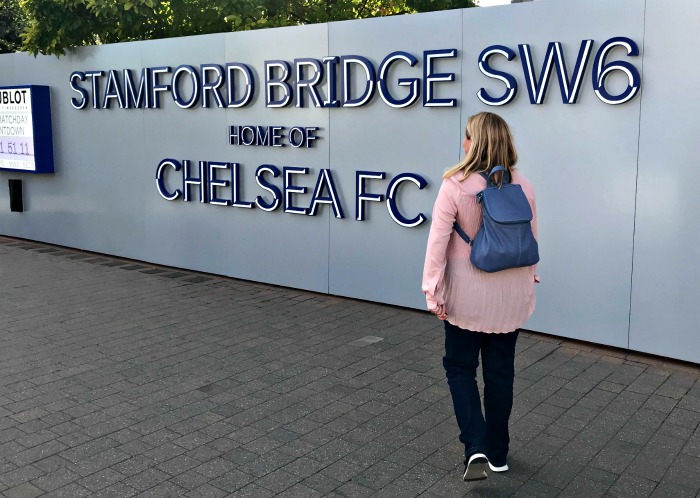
[356,0,371,18]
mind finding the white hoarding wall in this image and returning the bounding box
[1,0,698,363]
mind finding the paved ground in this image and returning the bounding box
[0,236,699,498]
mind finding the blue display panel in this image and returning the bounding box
[0,85,54,173]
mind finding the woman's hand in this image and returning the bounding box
[430,303,448,321]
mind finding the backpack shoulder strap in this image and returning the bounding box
[484,165,511,187]
[453,222,473,246]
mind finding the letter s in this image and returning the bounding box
[70,71,88,109]
[476,45,518,106]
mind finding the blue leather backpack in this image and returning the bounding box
[453,165,539,273]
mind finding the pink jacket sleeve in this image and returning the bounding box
[528,187,541,283]
[422,179,458,310]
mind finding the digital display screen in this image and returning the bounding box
[0,86,53,174]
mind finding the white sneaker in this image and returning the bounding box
[488,461,509,472]
[463,453,489,481]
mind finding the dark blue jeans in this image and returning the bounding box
[443,321,519,466]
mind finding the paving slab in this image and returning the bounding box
[1,235,700,497]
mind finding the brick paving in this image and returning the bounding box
[1,235,699,498]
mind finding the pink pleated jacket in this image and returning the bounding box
[422,170,539,333]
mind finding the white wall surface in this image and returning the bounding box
[1,0,698,363]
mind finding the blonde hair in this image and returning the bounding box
[444,112,518,185]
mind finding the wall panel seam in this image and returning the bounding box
[628,0,648,349]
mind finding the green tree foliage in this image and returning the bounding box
[12,0,475,57]
[0,0,27,53]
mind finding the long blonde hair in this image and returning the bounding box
[444,112,518,185]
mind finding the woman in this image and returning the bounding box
[422,112,539,481]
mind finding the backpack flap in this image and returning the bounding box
[479,184,533,224]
